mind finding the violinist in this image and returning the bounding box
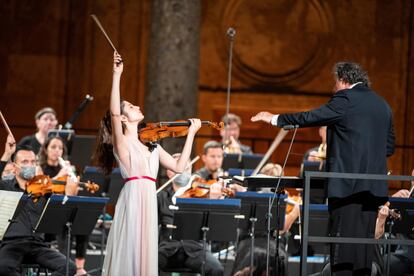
[377,173,414,276]
[220,113,252,154]
[95,52,201,275]
[38,136,88,276]
[158,153,224,275]
[195,141,224,181]
[0,145,77,276]
[17,107,58,154]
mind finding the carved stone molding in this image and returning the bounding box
[218,0,333,87]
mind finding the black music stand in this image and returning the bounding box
[222,153,241,171]
[69,135,96,168]
[34,194,109,276]
[242,154,264,170]
[244,176,304,191]
[173,198,241,276]
[222,153,264,171]
[235,191,287,275]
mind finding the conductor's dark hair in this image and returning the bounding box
[333,62,370,88]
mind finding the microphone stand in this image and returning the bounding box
[265,125,299,276]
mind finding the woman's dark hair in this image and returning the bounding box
[333,62,371,88]
[94,109,121,175]
[94,102,156,175]
[38,136,68,169]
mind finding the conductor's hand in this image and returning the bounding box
[113,51,123,75]
[251,111,274,124]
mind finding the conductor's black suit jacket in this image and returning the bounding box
[277,84,395,198]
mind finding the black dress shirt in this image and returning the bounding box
[0,178,46,240]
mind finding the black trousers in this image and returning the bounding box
[0,238,76,276]
[159,245,224,276]
[328,193,386,276]
[57,232,88,259]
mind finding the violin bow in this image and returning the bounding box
[156,156,200,194]
[223,28,236,144]
[0,111,16,143]
[90,14,119,53]
[251,128,288,176]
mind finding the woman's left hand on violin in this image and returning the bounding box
[187,118,202,136]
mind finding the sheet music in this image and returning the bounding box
[0,190,23,240]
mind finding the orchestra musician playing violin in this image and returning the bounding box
[158,153,224,275]
[38,136,88,276]
[195,141,224,181]
[95,52,201,276]
[0,145,77,276]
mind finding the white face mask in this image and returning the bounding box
[174,172,191,187]
[19,165,36,180]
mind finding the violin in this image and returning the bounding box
[179,177,234,198]
[26,175,99,200]
[285,188,302,214]
[139,120,224,143]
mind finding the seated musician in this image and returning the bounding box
[0,145,77,276]
[38,136,88,276]
[375,174,414,276]
[303,126,327,162]
[157,153,224,275]
[195,140,224,181]
[220,113,253,154]
[231,163,300,276]
[17,107,58,154]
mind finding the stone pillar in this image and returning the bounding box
[145,0,201,155]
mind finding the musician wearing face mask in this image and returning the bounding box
[0,145,78,276]
[17,107,58,154]
[157,153,224,275]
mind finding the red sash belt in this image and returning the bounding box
[124,176,156,183]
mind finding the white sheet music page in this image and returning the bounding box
[0,190,23,240]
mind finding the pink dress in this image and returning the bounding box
[103,137,159,275]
